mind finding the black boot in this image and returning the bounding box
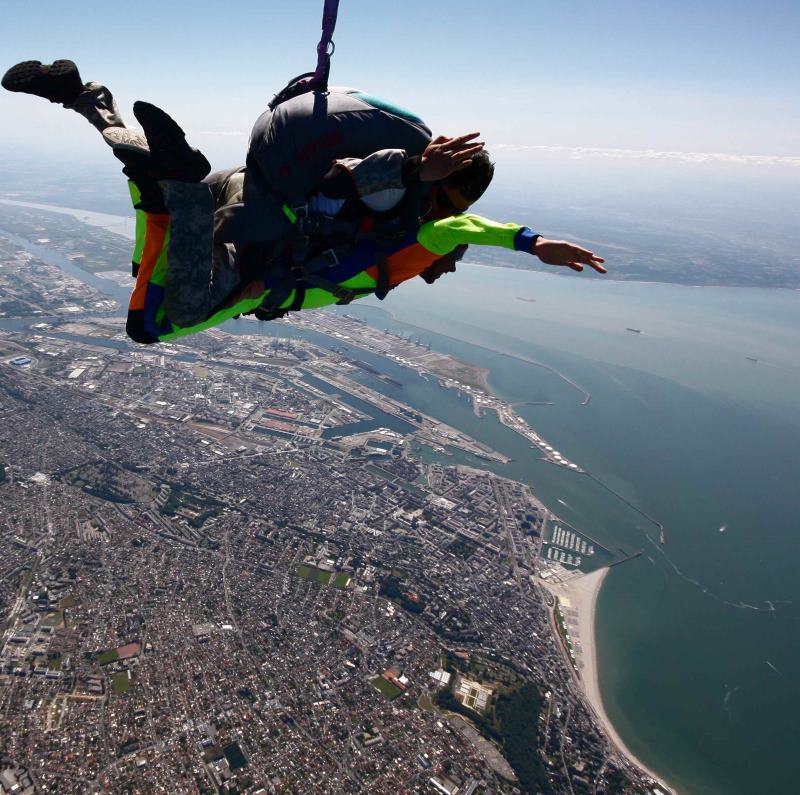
[112,148,167,215]
[1,59,83,104]
[133,101,210,182]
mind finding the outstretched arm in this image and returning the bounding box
[418,214,607,276]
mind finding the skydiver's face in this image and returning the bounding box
[430,183,472,219]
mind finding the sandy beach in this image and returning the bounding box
[543,567,675,794]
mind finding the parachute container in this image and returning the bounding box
[247,88,431,205]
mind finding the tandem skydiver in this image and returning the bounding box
[2,59,607,345]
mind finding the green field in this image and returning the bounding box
[296,565,335,586]
[372,676,402,700]
[316,569,332,585]
[112,672,131,693]
[333,573,351,589]
[97,649,120,665]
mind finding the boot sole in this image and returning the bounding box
[102,127,150,155]
[2,59,78,93]
[133,101,210,181]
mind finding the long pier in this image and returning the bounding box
[584,472,667,544]
[609,550,643,568]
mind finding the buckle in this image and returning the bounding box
[289,204,310,239]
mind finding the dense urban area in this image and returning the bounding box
[1,207,661,794]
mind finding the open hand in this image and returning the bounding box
[533,238,607,274]
[419,132,484,182]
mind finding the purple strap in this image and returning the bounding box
[298,0,340,91]
[315,0,339,78]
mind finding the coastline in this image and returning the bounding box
[0,198,135,241]
[543,568,675,794]
[457,259,800,291]
[4,197,796,293]
[0,197,715,292]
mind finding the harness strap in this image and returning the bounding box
[300,250,357,304]
[249,199,384,318]
[281,204,356,302]
[285,204,360,245]
[289,279,307,311]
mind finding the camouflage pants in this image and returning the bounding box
[157,180,240,327]
[158,167,290,327]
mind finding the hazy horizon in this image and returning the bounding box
[3,146,798,288]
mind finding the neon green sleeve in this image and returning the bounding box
[416,213,524,256]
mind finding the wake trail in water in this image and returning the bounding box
[642,530,791,613]
[580,470,792,614]
[723,685,740,717]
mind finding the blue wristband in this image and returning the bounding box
[514,227,541,253]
